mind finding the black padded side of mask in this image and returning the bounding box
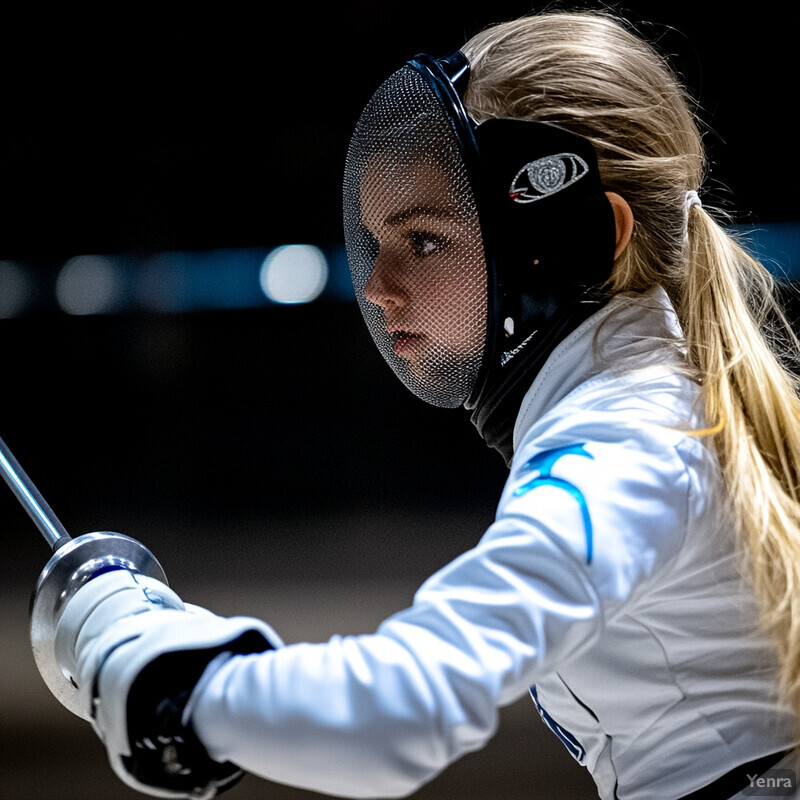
[469,117,616,409]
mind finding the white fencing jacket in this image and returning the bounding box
[192,287,797,799]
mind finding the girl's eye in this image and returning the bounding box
[410,231,448,257]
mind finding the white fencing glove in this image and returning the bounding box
[53,568,282,798]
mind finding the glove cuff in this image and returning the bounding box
[118,635,270,798]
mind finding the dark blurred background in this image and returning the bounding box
[1,3,797,798]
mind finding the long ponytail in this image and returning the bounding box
[682,205,800,714]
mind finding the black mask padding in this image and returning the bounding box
[465,118,617,464]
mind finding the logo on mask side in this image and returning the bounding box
[509,153,589,203]
[500,329,538,366]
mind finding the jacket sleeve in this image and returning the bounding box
[190,417,693,798]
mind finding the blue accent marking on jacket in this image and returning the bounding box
[530,685,586,764]
[513,443,594,564]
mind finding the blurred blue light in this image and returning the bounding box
[324,246,356,301]
[136,248,268,312]
[7,222,798,318]
[55,255,125,315]
[0,260,32,318]
[259,245,328,305]
[733,222,800,281]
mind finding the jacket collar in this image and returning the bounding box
[512,286,686,452]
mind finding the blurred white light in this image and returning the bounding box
[0,260,32,318]
[55,255,122,315]
[259,245,328,304]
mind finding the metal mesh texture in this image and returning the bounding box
[343,65,488,408]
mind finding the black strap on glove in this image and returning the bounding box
[122,630,270,797]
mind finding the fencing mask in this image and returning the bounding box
[343,51,616,455]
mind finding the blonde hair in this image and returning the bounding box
[463,10,800,718]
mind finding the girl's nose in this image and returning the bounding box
[364,250,407,309]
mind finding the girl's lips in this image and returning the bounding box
[390,330,423,358]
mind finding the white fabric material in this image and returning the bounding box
[55,569,282,798]
[192,287,797,799]
[55,570,186,723]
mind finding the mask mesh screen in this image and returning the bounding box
[343,65,488,408]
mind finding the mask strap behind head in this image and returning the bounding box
[407,52,480,171]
